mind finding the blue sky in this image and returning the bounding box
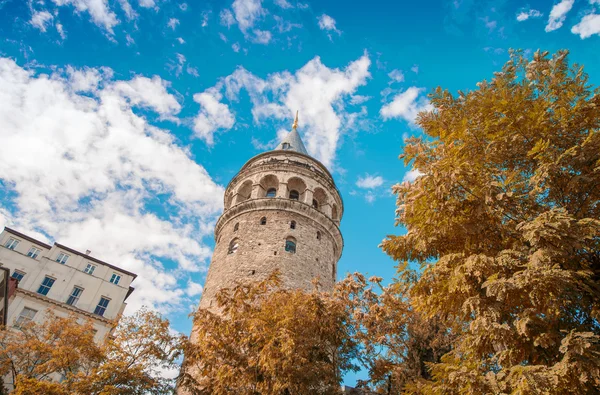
[0,0,599,383]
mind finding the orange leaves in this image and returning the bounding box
[181,273,361,395]
[0,309,183,394]
[382,49,600,393]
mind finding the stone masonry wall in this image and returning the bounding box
[200,207,337,309]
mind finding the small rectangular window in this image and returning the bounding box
[14,307,37,328]
[4,238,19,250]
[94,297,110,317]
[56,252,69,264]
[84,264,96,275]
[11,270,25,282]
[27,247,41,259]
[109,273,121,285]
[37,276,55,296]
[66,286,83,306]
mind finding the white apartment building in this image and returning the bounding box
[0,227,137,341]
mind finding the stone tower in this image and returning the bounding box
[198,116,343,311]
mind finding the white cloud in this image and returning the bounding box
[411,64,419,74]
[388,69,404,83]
[201,11,210,27]
[349,95,370,105]
[364,191,376,203]
[138,0,155,8]
[111,75,181,117]
[253,29,272,44]
[66,66,108,92]
[232,0,265,32]
[516,9,543,22]
[274,0,293,8]
[167,18,180,30]
[118,0,136,20]
[356,174,384,189]
[30,10,54,32]
[317,13,341,38]
[193,88,235,145]
[572,14,600,38]
[179,3,188,11]
[220,0,272,44]
[186,280,203,297]
[56,22,66,39]
[0,58,224,313]
[50,0,119,33]
[187,65,199,77]
[402,168,423,183]
[232,42,241,52]
[177,37,185,44]
[192,53,371,167]
[380,86,432,127]
[318,13,338,31]
[545,0,575,32]
[220,9,235,27]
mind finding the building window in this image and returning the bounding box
[26,247,41,259]
[66,287,84,306]
[290,221,296,230]
[260,217,267,225]
[56,252,69,264]
[4,238,19,250]
[37,276,55,296]
[289,190,300,200]
[84,264,96,275]
[11,270,25,282]
[285,237,297,254]
[228,239,239,255]
[110,273,121,285]
[94,297,110,317]
[266,188,277,198]
[282,142,290,149]
[317,231,321,240]
[14,307,37,328]
[312,199,319,209]
[234,223,239,232]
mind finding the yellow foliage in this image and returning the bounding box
[180,271,362,395]
[383,49,600,393]
[0,309,184,394]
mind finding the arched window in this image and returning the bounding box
[313,188,328,212]
[316,231,321,240]
[290,221,296,230]
[282,142,290,150]
[228,239,239,254]
[259,175,279,198]
[332,264,335,282]
[260,217,267,225]
[285,237,296,253]
[234,223,239,232]
[332,204,339,221]
[235,180,253,204]
[289,190,299,200]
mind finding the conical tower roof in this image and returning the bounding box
[273,111,309,156]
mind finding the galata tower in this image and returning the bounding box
[198,113,344,311]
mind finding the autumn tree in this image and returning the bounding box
[179,272,362,395]
[336,272,454,394]
[0,308,184,394]
[382,50,600,393]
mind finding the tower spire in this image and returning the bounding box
[273,110,308,155]
[292,110,299,131]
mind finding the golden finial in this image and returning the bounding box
[292,110,299,130]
